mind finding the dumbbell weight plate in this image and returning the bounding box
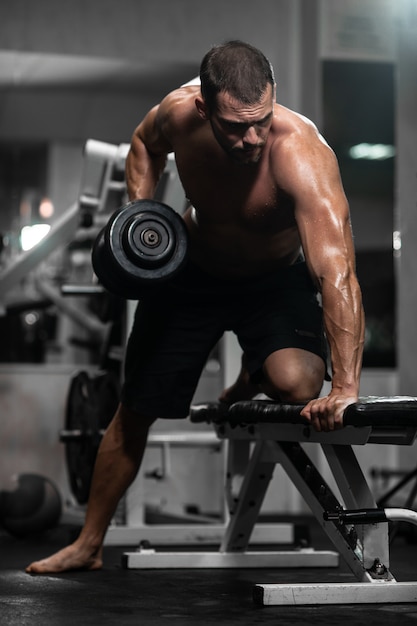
[92,200,188,300]
[92,228,130,299]
[122,212,175,268]
[108,200,188,280]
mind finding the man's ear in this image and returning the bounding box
[195,97,209,120]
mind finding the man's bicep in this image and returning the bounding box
[126,105,172,200]
[292,157,354,284]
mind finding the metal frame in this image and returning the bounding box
[254,582,417,606]
[106,433,296,548]
[123,549,338,570]
[122,434,339,569]
[209,416,417,605]
[125,409,417,606]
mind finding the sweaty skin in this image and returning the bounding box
[25,81,364,576]
[126,83,365,431]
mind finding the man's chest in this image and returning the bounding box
[175,151,295,230]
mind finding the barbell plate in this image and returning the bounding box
[64,370,119,504]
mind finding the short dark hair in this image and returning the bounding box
[199,40,275,111]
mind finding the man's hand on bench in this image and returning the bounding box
[300,392,358,432]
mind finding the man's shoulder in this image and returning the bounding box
[158,86,201,134]
[270,105,332,167]
[161,86,199,116]
[272,104,319,142]
[268,106,337,193]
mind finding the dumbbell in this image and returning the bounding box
[92,199,188,299]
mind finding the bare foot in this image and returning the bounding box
[26,542,103,574]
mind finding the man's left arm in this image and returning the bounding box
[281,130,365,431]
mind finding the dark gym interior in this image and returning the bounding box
[1,1,417,624]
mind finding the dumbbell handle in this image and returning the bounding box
[61,284,105,296]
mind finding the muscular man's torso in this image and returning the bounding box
[164,88,305,278]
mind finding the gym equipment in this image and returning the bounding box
[92,199,188,299]
[0,474,62,537]
[60,370,120,504]
[104,429,295,548]
[122,396,417,606]
[0,139,186,309]
[62,390,295,547]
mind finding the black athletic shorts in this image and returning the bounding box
[121,259,328,418]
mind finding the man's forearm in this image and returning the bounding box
[322,276,365,396]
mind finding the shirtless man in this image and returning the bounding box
[26,40,364,574]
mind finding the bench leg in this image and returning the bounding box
[221,440,275,551]
[252,441,417,605]
[272,441,392,583]
[322,443,389,570]
[254,581,417,606]
[122,438,338,570]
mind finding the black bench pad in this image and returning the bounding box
[190,396,417,428]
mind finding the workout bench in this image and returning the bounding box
[123,396,417,605]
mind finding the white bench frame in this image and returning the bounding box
[123,397,417,606]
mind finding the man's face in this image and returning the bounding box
[207,84,274,164]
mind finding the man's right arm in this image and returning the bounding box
[125,104,173,201]
[273,121,365,431]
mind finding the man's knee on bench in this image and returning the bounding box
[260,349,325,404]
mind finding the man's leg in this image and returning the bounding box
[220,348,325,405]
[260,347,325,402]
[219,353,260,405]
[26,404,155,574]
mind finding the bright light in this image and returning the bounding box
[21,224,51,251]
[393,230,402,251]
[348,143,396,161]
[39,197,54,219]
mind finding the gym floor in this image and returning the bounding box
[2,517,417,625]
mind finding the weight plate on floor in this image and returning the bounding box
[63,370,120,504]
